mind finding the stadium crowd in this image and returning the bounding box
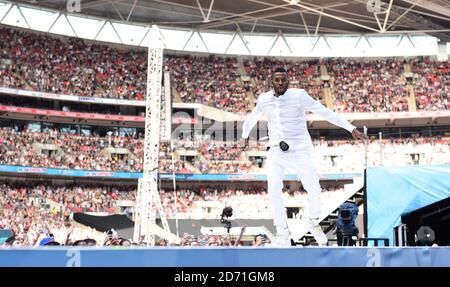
[1,183,347,246]
[411,57,449,111]
[244,57,323,101]
[312,135,449,173]
[168,55,250,114]
[0,126,448,174]
[0,28,147,100]
[0,26,448,248]
[1,27,448,115]
[245,57,449,113]
[325,58,409,112]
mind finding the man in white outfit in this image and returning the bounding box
[242,67,367,246]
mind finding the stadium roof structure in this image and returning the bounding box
[13,0,450,40]
[2,0,449,56]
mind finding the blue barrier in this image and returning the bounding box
[1,247,449,267]
[0,164,360,180]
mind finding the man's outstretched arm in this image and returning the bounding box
[241,103,262,149]
[300,91,368,141]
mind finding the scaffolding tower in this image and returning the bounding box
[133,25,179,245]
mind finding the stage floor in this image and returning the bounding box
[1,247,449,267]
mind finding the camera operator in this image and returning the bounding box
[334,201,359,246]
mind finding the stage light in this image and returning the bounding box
[415,226,435,246]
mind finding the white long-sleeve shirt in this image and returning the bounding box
[242,88,356,151]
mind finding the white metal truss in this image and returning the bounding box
[401,0,450,19]
[314,11,323,37]
[162,70,172,141]
[195,0,216,23]
[224,32,237,54]
[382,0,394,31]
[126,0,138,22]
[267,32,280,55]
[284,0,380,33]
[0,0,447,57]
[299,11,310,37]
[387,0,423,30]
[8,0,448,36]
[203,0,350,33]
[133,25,175,245]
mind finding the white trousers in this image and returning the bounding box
[265,147,322,234]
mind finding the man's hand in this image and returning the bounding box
[352,128,368,141]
